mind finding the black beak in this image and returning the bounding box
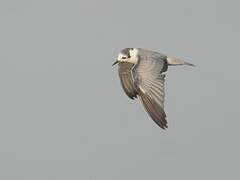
[112,60,119,66]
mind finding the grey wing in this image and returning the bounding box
[132,51,168,129]
[118,63,137,99]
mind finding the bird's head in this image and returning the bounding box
[112,48,139,66]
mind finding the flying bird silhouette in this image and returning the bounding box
[112,48,194,129]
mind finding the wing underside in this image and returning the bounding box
[118,63,137,99]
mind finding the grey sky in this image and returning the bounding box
[0,0,239,179]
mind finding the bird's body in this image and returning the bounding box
[113,48,194,129]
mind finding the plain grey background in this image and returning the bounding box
[0,0,239,179]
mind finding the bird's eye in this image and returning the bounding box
[122,56,127,59]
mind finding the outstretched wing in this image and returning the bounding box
[118,63,137,99]
[132,51,168,129]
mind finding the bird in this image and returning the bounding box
[112,48,194,129]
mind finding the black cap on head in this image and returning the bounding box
[120,48,133,57]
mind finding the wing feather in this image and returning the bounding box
[118,63,137,99]
[132,50,168,129]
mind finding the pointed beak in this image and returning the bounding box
[112,60,119,66]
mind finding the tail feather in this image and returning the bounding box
[167,57,195,66]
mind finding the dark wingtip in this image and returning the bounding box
[159,120,168,130]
